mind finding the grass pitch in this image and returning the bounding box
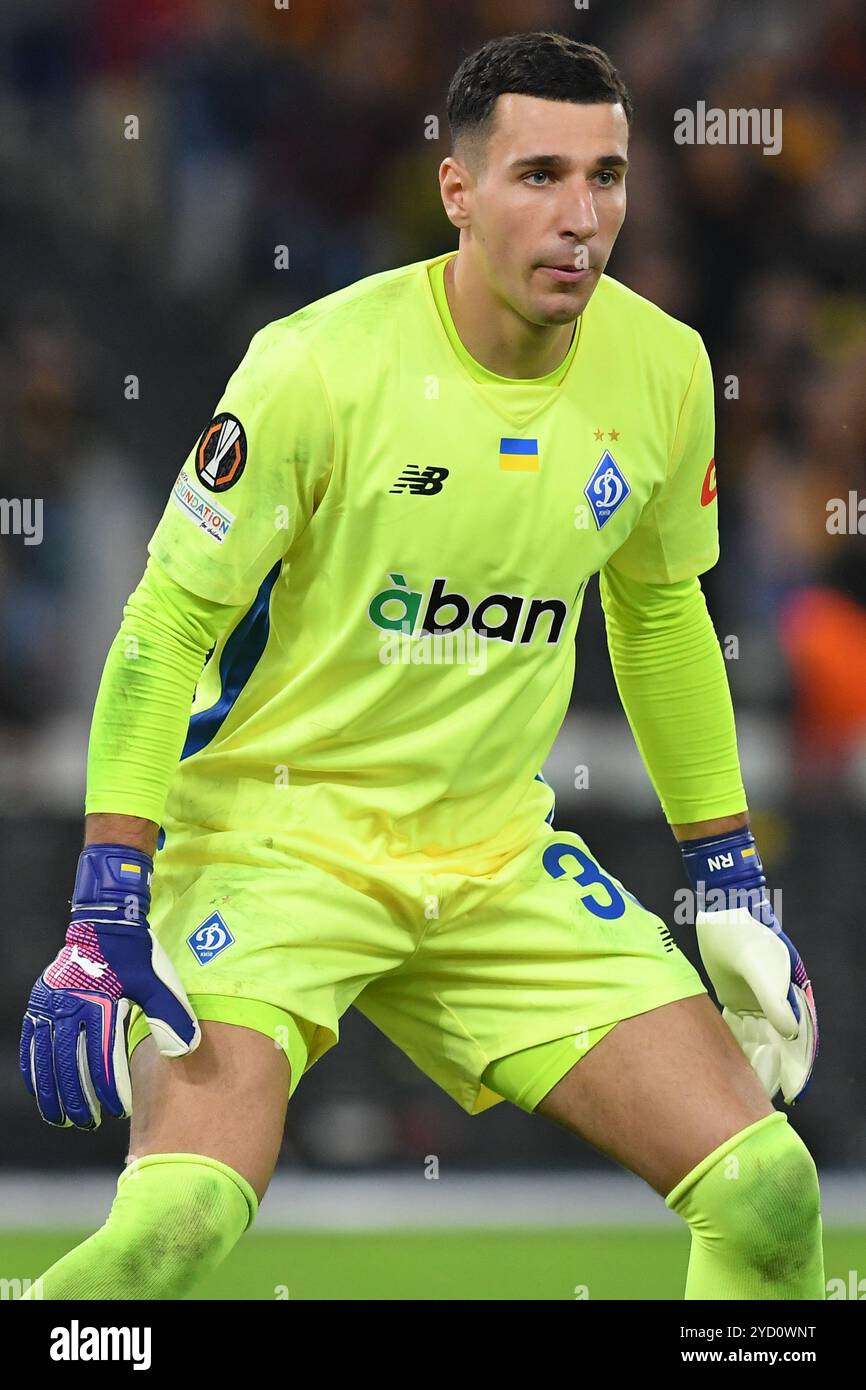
[2,1227,864,1299]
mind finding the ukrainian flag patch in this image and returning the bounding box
[499,437,539,471]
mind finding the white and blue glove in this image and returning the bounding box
[680,827,818,1105]
[20,844,200,1129]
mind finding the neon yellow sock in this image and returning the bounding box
[21,1152,258,1301]
[665,1111,824,1299]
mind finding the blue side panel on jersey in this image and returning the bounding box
[180,558,283,761]
[535,771,556,826]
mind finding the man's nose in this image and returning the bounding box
[561,182,599,240]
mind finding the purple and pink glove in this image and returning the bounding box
[680,826,818,1105]
[20,844,200,1128]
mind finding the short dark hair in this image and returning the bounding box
[447,31,633,157]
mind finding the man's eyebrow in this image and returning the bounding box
[510,152,629,171]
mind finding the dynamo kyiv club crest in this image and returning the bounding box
[187,911,235,965]
[584,450,630,529]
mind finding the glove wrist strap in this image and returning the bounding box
[679,826,767,913]
[71,843,153,923]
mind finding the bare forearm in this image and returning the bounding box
[671,810,749,842]
[84,813,158,857]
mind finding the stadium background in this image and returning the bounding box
[1,0,864,1297]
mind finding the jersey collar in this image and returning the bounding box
[423,250,582,390]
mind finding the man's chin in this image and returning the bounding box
[526,273,599,325]
[528,291,592,326]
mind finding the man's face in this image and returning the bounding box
[443,93,629,325]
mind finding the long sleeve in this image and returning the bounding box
[84,555,247,825]
[599,563,747,825]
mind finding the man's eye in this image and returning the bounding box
[595,170,618,186]
[525,171,551,185]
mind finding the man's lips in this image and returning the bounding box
[537,263,594,283]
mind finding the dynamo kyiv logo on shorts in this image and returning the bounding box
[584,451,630,529]
[187,911,235,965]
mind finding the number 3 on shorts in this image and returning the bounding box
[542,841,626,920]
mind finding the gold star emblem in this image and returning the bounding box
[594,428,605,441]
[608,429,620,441]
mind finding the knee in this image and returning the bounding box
[115,1167,242,1274]
[670,1116,822,1278]
[104,1154,257,1296]
[731,1128,821,1282]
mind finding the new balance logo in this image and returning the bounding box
[390,465,450,495]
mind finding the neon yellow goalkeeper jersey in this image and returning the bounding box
[144,250,719,869]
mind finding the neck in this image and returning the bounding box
[444,251,575,379]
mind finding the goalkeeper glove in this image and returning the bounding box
[20,843,200,1128]
[680,826,818,1105]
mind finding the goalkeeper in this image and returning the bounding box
[19,32,821,1301]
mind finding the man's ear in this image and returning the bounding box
[439,155,473,230]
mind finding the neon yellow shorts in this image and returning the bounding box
[127,822,706,1115]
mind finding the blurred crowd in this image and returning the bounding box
[1,0,865,792]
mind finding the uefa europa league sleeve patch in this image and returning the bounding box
[194,412,248,492]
